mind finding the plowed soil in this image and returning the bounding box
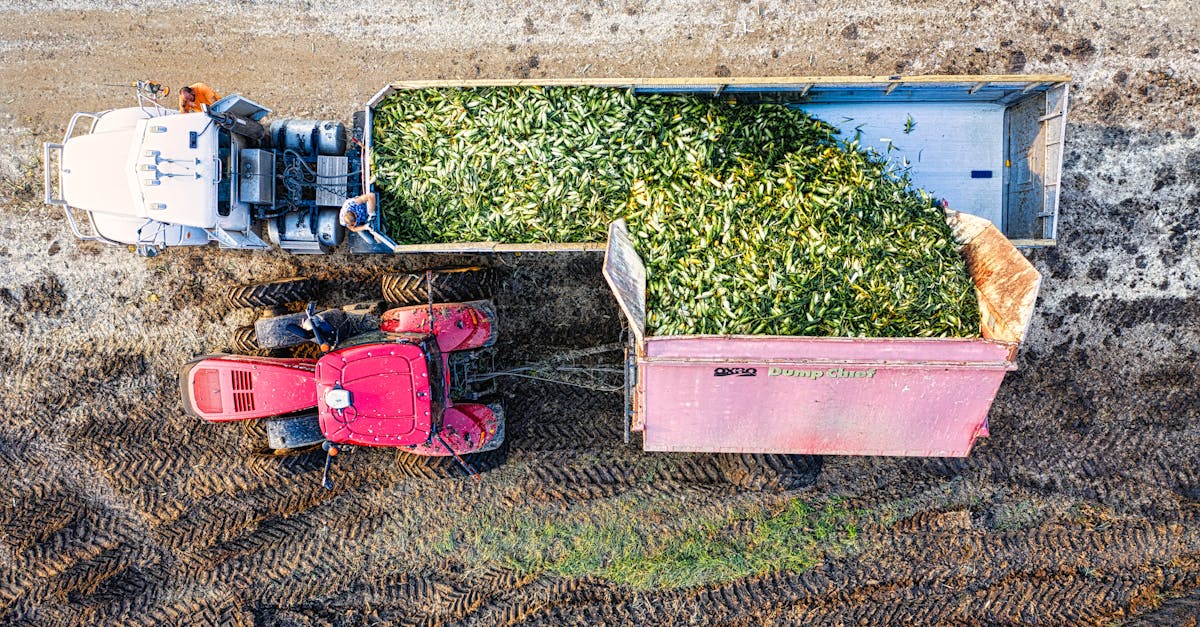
[1,2,1198,624]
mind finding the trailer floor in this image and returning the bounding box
[1,2,1198,625]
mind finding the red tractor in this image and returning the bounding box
[180,268,504,488]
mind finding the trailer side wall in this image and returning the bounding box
[638,336,1011,456]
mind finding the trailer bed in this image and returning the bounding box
[360,75,1070,253]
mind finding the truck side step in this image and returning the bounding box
[275,238,327,254]
[209,226,269,250]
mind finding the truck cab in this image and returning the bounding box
[44,94,356,256]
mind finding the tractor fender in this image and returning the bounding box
[379,300,496,353]
[403,402,503,457]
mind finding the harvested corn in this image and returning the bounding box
[373,87,979,338]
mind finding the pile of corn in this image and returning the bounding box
[373,87,979,338]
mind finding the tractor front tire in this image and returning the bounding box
[393,439,509,480]
[381,267,496,306]
[227,277,317,309]
[231,325,263,354]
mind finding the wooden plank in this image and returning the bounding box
[383,241,607,254]
[384,74,1072,90]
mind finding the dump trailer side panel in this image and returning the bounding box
[638,336,1011,456]
[603,212,1041,458]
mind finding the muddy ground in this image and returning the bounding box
[1,1,1199,625]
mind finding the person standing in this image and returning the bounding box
[178,83,220,113]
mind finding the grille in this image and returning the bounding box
[233,392,255,413]
[232,370,253,390]
[231,369,254,413]
[316,156,349,207]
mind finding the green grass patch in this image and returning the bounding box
[436,494,861,589]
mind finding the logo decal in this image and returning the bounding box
[714,367,757,377]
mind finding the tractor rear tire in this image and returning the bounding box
[231,325,263,354]
[381,267,496,306]
[227,276,317,309]
[264,413,325,453]
[717,453,823,493]
[393,439,509,480]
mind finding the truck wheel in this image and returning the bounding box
[393,439,509,480]
[231,325,263,353]
[263,413,325,453]
[717,453,823,492]
[381,267,496,306]
[227,276,317,309]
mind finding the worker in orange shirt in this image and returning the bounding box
[178,83,219,113]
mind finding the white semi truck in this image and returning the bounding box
[44,75,1069,257]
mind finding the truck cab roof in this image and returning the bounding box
[60,109,220,229]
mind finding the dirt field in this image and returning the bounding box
[1,1,1199,624]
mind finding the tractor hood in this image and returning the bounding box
[61,110,220,228]
[316,342,438,447]
[181,355,318,422]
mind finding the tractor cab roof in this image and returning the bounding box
[316,339,442,447]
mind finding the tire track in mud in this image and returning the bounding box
[968,418,1200,523]
[500,459,643,507]
[503,381,622,452]
[443,499,1200,626]
[255,569,455,625]
[1130,585,1200,626]
[0,498,146,623]
[496,545,1170,625]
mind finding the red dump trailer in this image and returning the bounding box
[603,210,1040,457]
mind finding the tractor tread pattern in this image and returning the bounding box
[226,277,317,310]
[381,267,496,306]
[230,325,262,354]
